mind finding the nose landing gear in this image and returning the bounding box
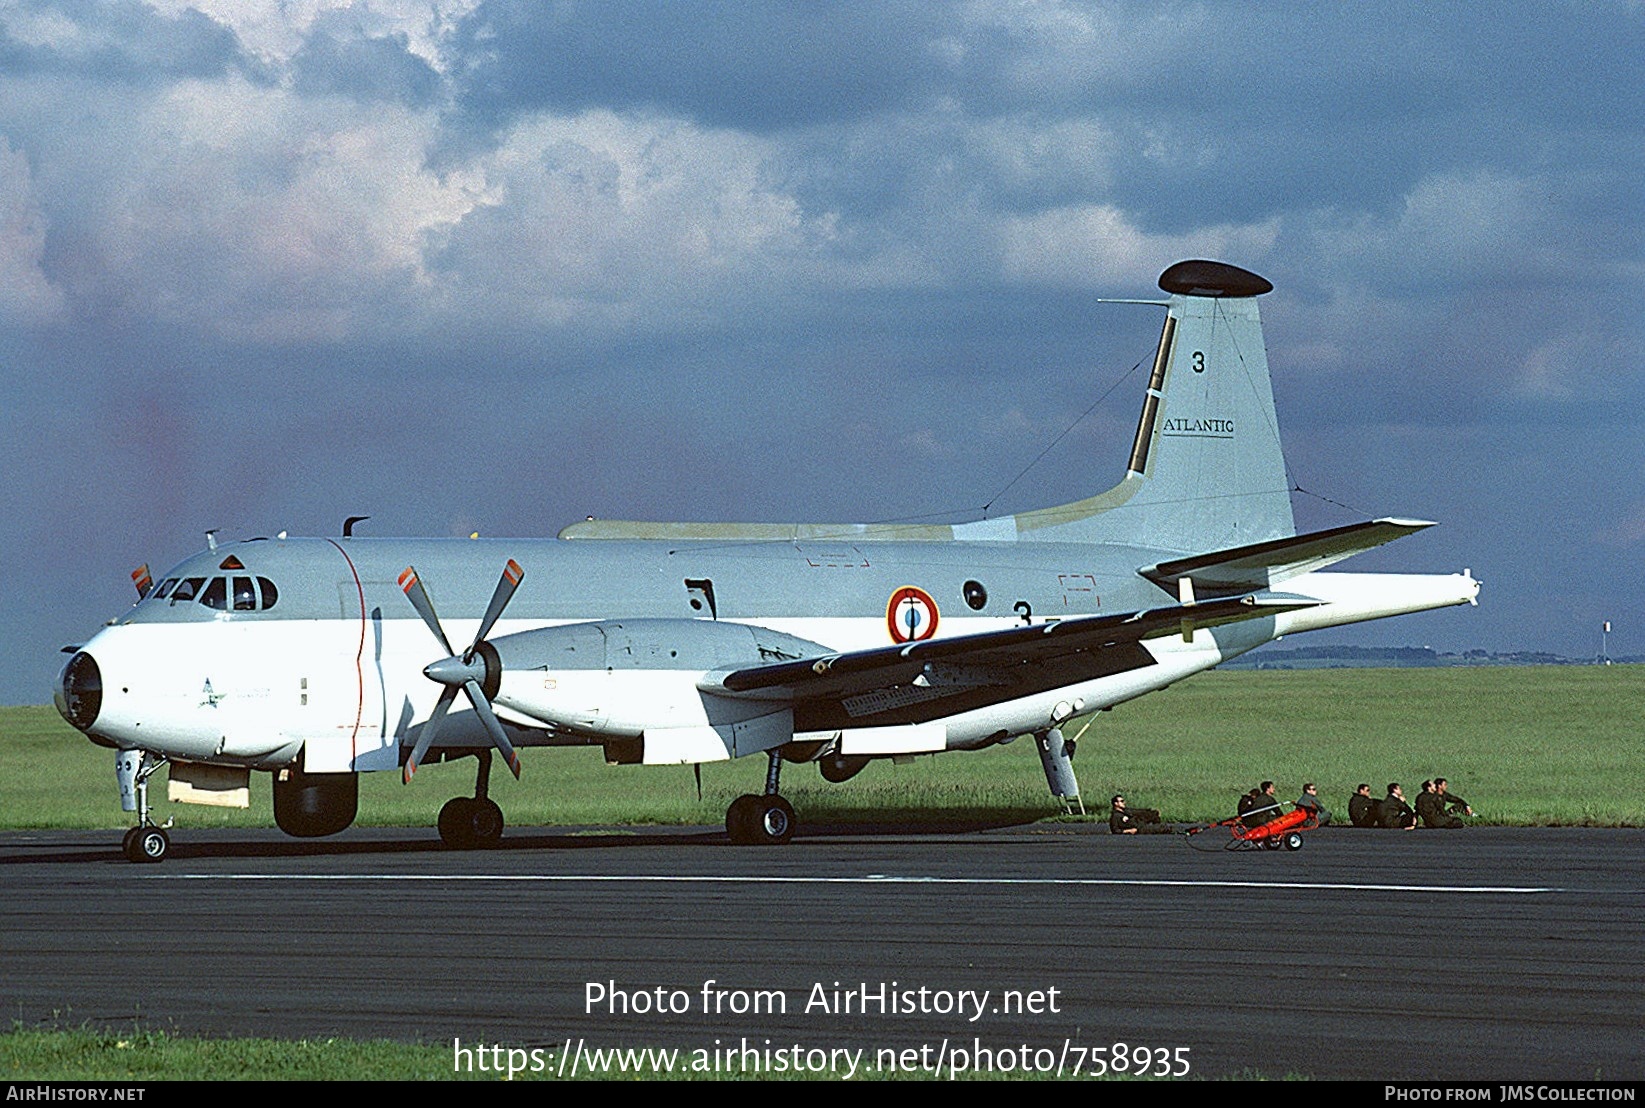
[118,750,172,863]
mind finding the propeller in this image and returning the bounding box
[398,559,526,784]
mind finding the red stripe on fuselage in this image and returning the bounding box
[327,539,367,763]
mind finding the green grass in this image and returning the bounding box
[3,665,1642,829]
[0,1023,1270,1080]
[0,1024,476,1081]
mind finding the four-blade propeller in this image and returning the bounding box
[398,559,525,784]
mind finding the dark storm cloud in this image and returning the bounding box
[449,1,954,133]
[0,0,257,85]
[291,15,444,107]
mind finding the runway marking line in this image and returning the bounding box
[150,874,1560,893]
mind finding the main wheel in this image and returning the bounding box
[438,797,477,848]
[750,796,795,845]
[121,827,141,859]
[1284,832,1304,851]
[129,827,169,864]
[725,794,760,843]
[1263,836,1283,850]
[468,798,505,847]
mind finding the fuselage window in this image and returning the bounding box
[200,577,228,610]
[257,577,279,610]
[232,576,257,611]
[171,577,206,605]
[154,578,179,599]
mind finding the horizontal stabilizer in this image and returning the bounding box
[1139,518,1435,594]
[701,593,1317,703]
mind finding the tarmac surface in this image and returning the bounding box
[2,822,1641,1081]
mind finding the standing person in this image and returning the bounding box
[1380,783,1417,830]
[1348,783,1379,828]
[1295,782,1332,826]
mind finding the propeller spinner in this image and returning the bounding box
[398,559,526,784]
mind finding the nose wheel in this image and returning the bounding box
[122,825,171,863]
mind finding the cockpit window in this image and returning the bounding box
[200,577,228,610]
[151,572,279,613]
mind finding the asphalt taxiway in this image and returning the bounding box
[2,824,1640,1080]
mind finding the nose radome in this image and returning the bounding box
[56,650,102,732]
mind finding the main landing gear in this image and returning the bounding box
[119,750,172,864]
[437,749,506,850]
[725,749,796,845]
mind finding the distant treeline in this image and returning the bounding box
[1222,644,1641,669]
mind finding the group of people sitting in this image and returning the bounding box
[1348,778,1474,829]
[1108,777,1475,834]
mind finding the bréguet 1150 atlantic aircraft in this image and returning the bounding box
[55,260,1479,862]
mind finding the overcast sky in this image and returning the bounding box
[4,1,1642,704]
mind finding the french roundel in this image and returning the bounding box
[886,586,939,643]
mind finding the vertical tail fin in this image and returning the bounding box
[1014,260,1295,552]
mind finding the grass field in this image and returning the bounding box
[3,665,1641,830]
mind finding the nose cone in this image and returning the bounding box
[424,654,485,688]
[55,651,102,732]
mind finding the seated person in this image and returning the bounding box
[1295,782,1332,825]
[1108,794,1164,834]
[1241,780,1284,828]
[1415,779,1439,825]
[1436,777,1472,814]
[1427,777,1471,828]
[1348,783,1379,828]
[1379,783,1417,830]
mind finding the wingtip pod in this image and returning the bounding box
[1275,571,1482,636]
[1158,259,1273,298]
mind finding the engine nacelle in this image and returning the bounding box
[272,768,358,837]
[485,619,828,739]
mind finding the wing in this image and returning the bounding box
[698,594,1317,727]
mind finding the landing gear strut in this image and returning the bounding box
[437,749,506,849]
[726,749,796,845]
[120,751,172,864]
[1033,727,1085,815]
